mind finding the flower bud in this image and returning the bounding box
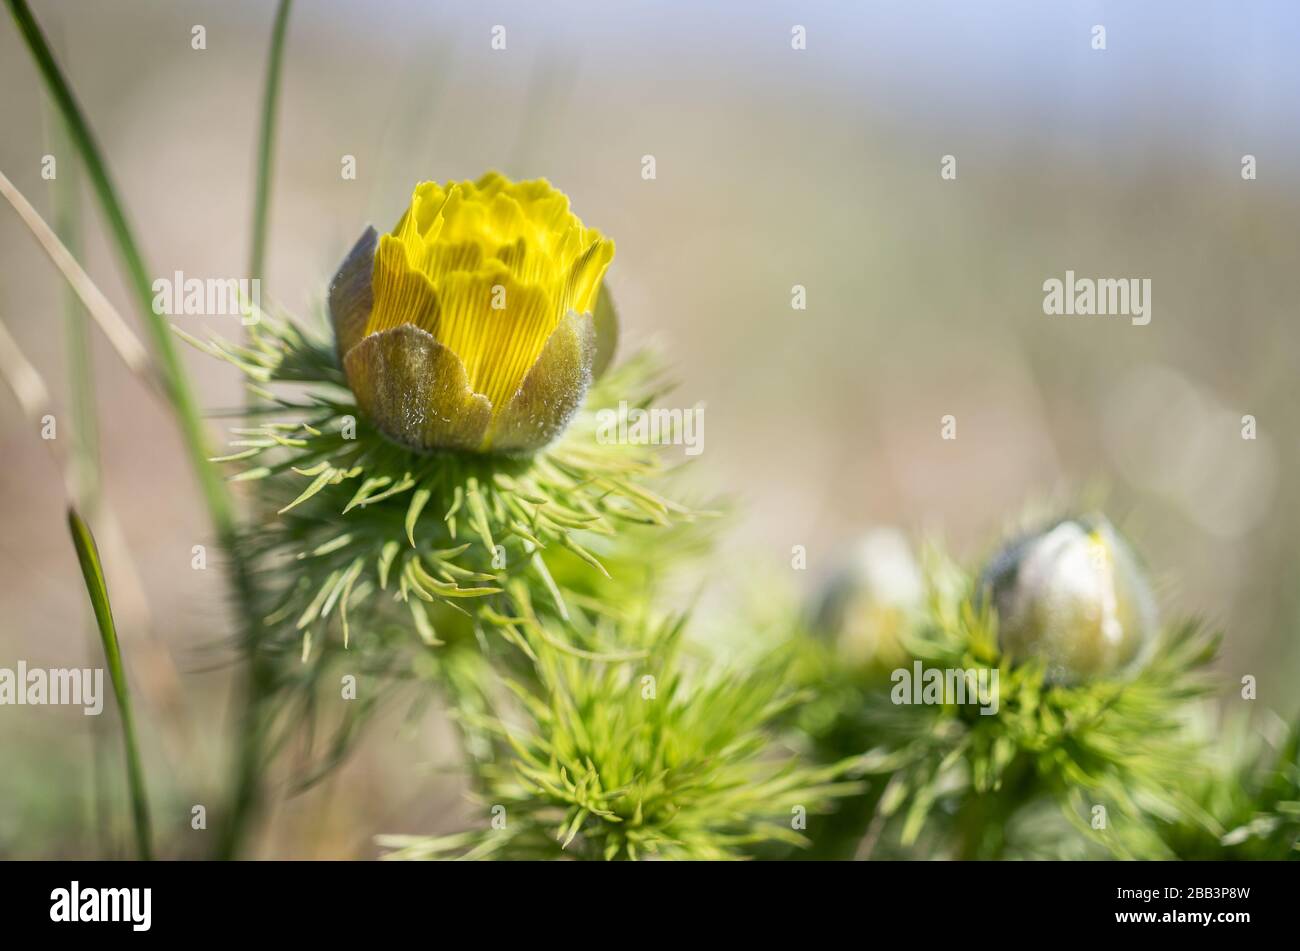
[981,516,1157,682]
[328,173,614,455]
[814,529,924,668]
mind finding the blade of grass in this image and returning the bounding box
[47,91,113,856]
[41,43,99,514]
[250,0,292,282]
[0,169,153,386]
[0,311,177,859]
[67,508,153,861]
[0,315,52,422]
[6,0,273,858]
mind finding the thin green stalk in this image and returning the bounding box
[67,508,153,861]
[55,170,99,510]
[213,0,294,861]
[250,0,292,282]
[41,23,98,516]
[7,0,271,858]
[30,27,94,474]
[48,95,112,856]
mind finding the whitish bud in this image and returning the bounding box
[814,528,924,668]
[980,516,1157,682]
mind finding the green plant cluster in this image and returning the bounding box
[788,552,1298,860]
[7,0,1296,862]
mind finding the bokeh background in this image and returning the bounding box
[1,0,1297,857]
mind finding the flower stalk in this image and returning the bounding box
[249,0,293,284]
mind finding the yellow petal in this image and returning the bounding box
[365,234,439,338]
[431,268,558,413]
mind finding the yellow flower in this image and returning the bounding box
[328,172,615,453]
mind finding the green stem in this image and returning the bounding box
[249,0,292,283]
[800,782,885,860]
[48,94,112,855]
[67,508,153,861]
[954,756,1033,860]
[212,0,295,861]
[47,108,99,515]
[214,666,274,860]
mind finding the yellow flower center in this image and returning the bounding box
[366,172,614,414]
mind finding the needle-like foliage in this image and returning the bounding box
[794,550,1230,860]
[181,308,714,791]
[185,314,701,661]
[380,615,864,860]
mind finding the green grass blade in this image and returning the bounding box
[249,0,293,282]
[46,80,115,855]
[67,508,154,861]
[46,100,99,513]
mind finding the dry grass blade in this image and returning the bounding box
[0,168,155,388]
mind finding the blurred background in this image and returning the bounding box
[1,0,1297,857]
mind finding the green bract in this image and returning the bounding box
[186,309,696,659]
